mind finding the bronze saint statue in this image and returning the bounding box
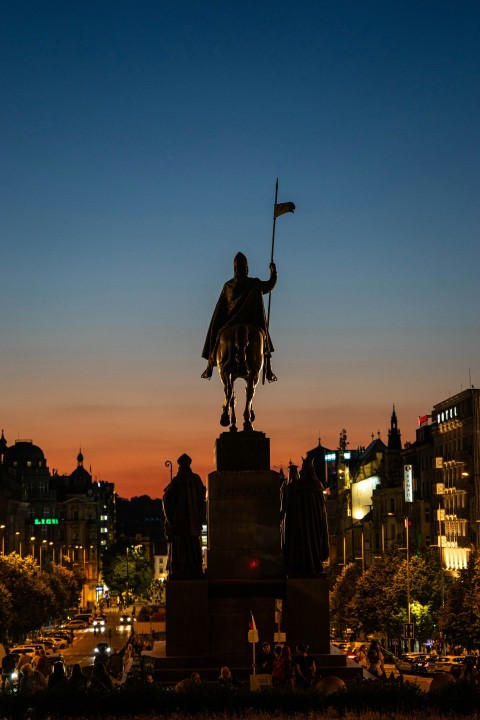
[162,454,206,580]
[280,458,330,577]
[202,252,277,382]
[201,252,277,432]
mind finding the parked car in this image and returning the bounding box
[450,656,479,679]
[63,619,88,629]
[10,644,46,655]
[431,655,467,674]
[44,630,72,646]
[73,613,93,625]
[42,633,70,649]
[412,655,440,676]
[396,653,427,673]
[27,637,58,652]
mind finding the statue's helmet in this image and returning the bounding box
[234,252,248,273]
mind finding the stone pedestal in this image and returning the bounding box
[285,577,330,653]
[214,430,270,471]
[206,469,283,580]
[165,580,209,656]
[161,431,358,681]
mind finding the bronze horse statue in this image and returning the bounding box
[216,323,264,432]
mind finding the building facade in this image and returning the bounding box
[0,434,115,608]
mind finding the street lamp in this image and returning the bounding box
[15,531,22,557]
[126,546,130,607]
[0,525,5,555]
[49,541,54,564]
[40,539,47,571]
[404,516,412,652]
[30,536,36,558]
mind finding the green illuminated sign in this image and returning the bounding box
[34,518,59,525]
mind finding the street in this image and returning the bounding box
[58,610,131,669]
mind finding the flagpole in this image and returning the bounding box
[262,178,278,384]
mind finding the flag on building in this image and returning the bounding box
[274,201,296,218]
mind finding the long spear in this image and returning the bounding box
[263,178,295,384]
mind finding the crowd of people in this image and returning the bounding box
[0,635,151,697]
[2,635,321,696]
[257,642,317,689]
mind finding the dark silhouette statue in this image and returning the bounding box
[201,252,277,431]
[281,457,329,577]
[162,454,206,580]
[201,252,277,382]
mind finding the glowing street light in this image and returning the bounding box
[40,539,48,570]
[0,525,5,555]
[30,536,36,558]
[15,531,22,557]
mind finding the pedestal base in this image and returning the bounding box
[285,577,330,653]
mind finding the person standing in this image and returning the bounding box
[272,645,295,689]
[355,644,369,669]
[258,641,275,674]
[1,650,16,691]
[293,644,316,689]
[367,640,385,678]
[35,649,51,678]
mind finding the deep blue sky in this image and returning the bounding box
[2,1,479,495]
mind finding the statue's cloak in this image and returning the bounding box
[162,469,206,580]
[281,462,330,578]
[202,276,274,362]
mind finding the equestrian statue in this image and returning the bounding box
[201,180,295,432]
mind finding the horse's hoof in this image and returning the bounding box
[229,425,238,433]
[243,421,253,432]
[220,414,230,427]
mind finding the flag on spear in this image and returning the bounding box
[274,201,296,218]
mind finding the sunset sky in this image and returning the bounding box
[2,2,480,498]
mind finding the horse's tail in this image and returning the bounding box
[234,325,249,368]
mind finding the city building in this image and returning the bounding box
[0,433,115,608]
[319,389,480,580]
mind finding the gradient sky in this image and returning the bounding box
[2,1,479,498]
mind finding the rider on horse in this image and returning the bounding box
[201,252,278,383]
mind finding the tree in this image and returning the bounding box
[0,583,13,641]
[101,541,153,600]
[439,551,480,649]
[43,563,83,619]
[330,563,362,638]
[0,554,54,638]
[391,549,445,645]
[348,547,404,639]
